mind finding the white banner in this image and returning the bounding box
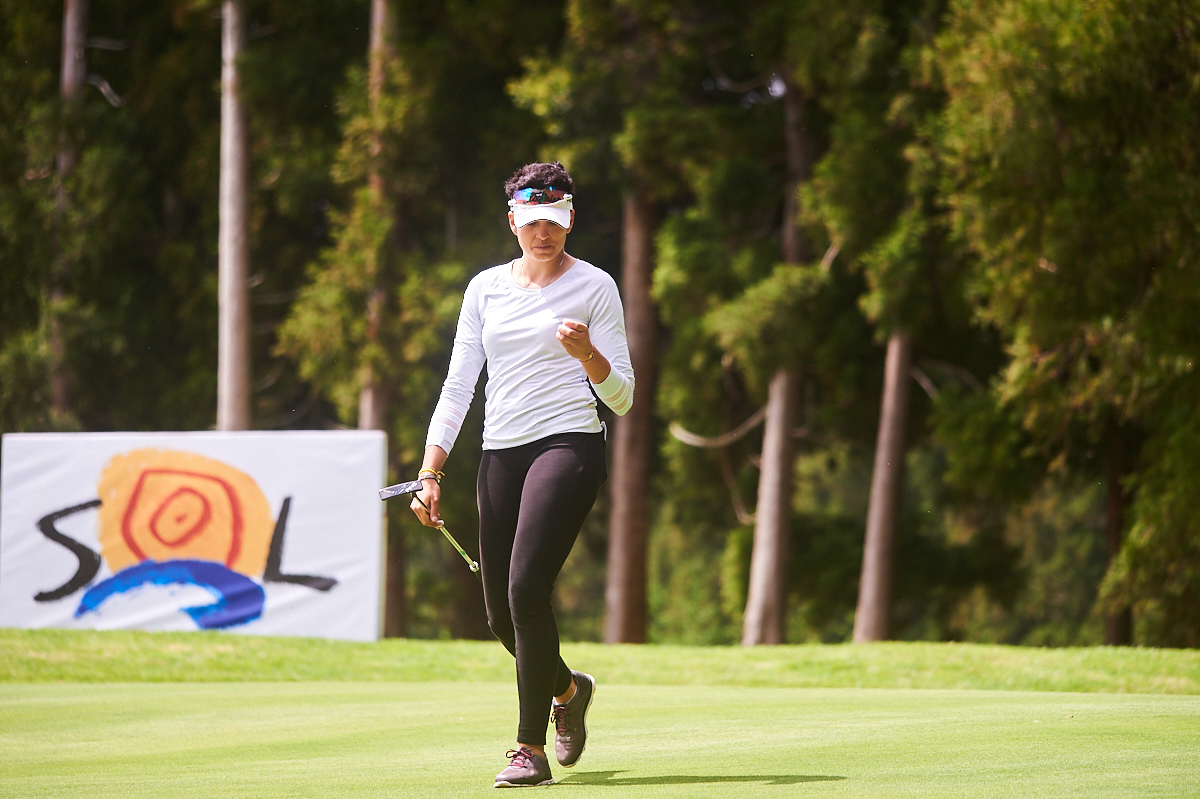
[0,431,386,641]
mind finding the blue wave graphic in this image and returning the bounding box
[76,560,265,629]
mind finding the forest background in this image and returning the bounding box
[2,0,1197,649]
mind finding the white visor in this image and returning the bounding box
[509,196,574,228]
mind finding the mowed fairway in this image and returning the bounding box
[2,681,1197,798]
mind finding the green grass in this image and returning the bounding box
[2,683,1196,797]
[3,628,1199,693]
[2,630,1198,797]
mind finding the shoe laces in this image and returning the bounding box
[506,748,535,768]
[551,703,570,734]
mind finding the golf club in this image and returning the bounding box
[379,479,481,580]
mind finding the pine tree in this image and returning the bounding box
[936,0,1200,645]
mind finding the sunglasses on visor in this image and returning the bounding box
[511,187,569,205]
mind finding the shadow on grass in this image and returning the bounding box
[559,771,846,787]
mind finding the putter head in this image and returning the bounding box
[378,478,423,501]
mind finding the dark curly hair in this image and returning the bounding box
[503,161,575,199]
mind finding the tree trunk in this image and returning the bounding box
[742,365,801,644]
[361,0,407,639]
[357,289,387,431]
[383,526,407,639]
[217,0,251,431]
[360,0,391,434]
[1104,420,1133,645]
[780,80,809,271]
[50,0,88,419]
[56,0,87,196]
[853,329,914,642]
[741,81,811,645]
[603,189,657,644]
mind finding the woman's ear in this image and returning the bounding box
[508,211,518,235]
[567,209,575,233]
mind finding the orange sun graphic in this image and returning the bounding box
[96,449,275,577]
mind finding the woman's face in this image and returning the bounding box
[508,211,574,264]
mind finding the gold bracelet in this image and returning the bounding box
[418,469,444,483]
[581,348,596,363]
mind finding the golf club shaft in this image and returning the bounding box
[413,495,481,580]
[437,524,480,574]
[378,479,481,580]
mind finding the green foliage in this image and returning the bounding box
[0,1,58,346]
[649,146,789,643]
[5,0,1199,648]
[0,329,58,433]
[938,0,1200,428]
[511,0,714,198]
[270,48,462,455]
[964,478,1107,646]
[272,29,458,444]
[705,263,828,383]
[0,0,372,434]
[933,385,1040,505]
[1108,384,1200,648]
[645,0,1011,649]
[937,0,1200,642]
[275,0,569,638]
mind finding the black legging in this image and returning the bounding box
[477,431,607,746]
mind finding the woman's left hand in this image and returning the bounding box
[557,319,594,360]
[557,319,594,361]
[559,318,611,384]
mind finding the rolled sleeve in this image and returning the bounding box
[587,273,635,416]
[592,367,634,416]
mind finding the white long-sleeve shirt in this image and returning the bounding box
[425,259,635,454]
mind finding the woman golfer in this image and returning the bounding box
[411,161,634,787]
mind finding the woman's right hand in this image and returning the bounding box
[411,479,443,527]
